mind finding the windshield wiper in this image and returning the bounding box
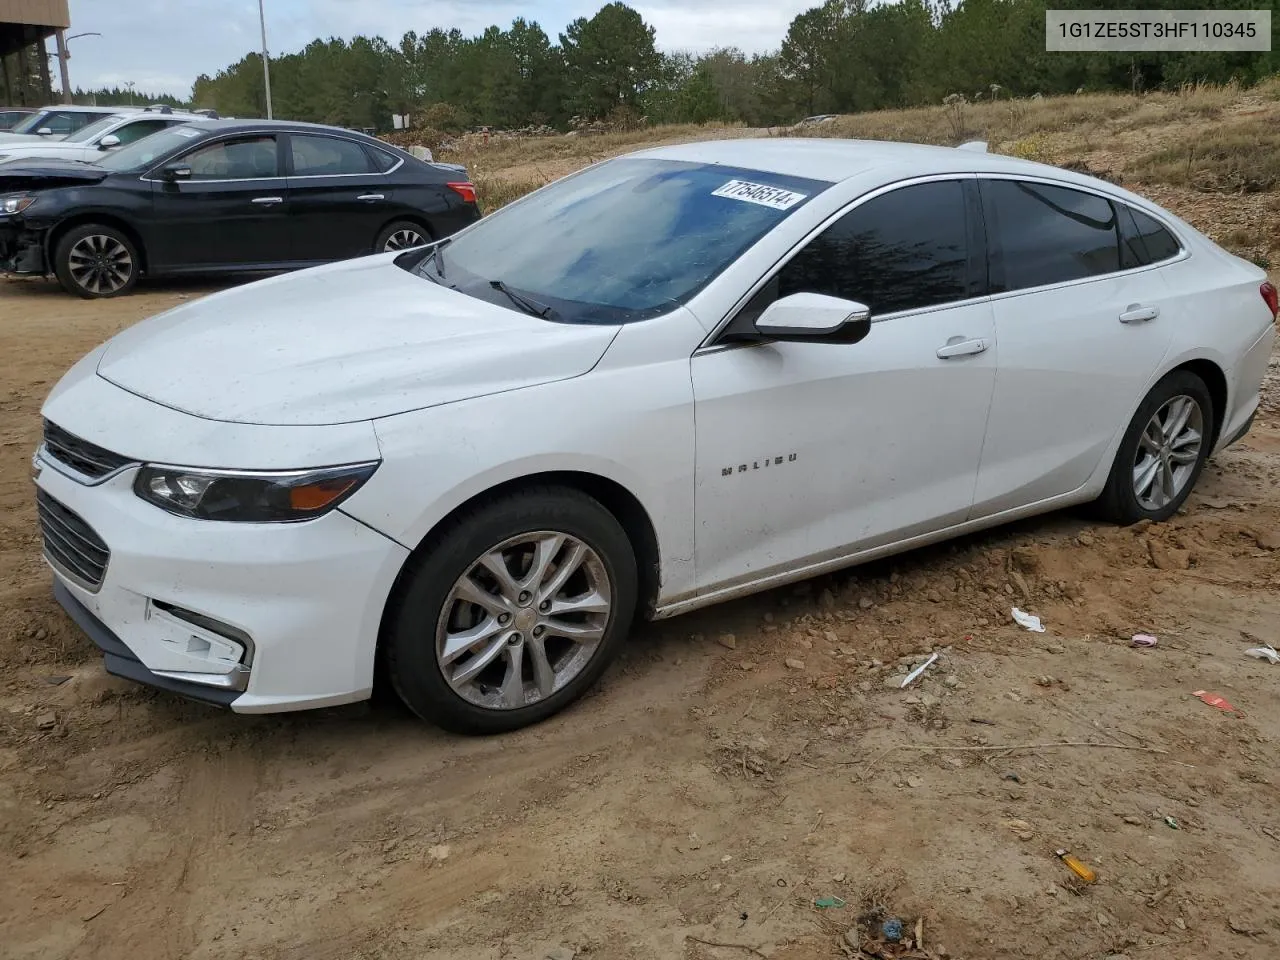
[489,279,557,320]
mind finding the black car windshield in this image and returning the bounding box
[96,125,209,172]
[409,158,830,324]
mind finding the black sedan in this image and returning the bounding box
[0,119,480,298]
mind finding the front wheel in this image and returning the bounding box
[1096,370,1214,524]
[385,487,638,734]
[375,220,430,253]
[53,224,139,299]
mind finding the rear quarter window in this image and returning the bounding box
[1120,205,1181,267]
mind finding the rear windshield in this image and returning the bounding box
[408,158,830,324]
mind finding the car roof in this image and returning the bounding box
[631,137,1084,186]
[189,118,382,138]
[31,104,125,113]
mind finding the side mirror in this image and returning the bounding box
[37,127,54,137]
[161,163,193,181]
[754,292,872,344]
[98,134,121,149]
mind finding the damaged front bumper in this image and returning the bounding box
[0,220,49,274]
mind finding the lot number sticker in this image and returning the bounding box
[712,179,807,210]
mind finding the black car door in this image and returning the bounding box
[145,133,293,271]
[284,132,396,261]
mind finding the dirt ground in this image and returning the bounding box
[3,201,1280,960]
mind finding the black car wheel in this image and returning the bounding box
[54,224,139,299]
[376,220,430,253]
[1095,370,1214,525]
[384,486,638,735]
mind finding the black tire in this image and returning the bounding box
[1095,370,1214,525]
[385,486,638,734]
[375,220,430,253]
[53,223,139,299]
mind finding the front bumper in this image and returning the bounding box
[0,220,48,274]
[35,453,410,713]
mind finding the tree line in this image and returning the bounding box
[93,0,1278,132]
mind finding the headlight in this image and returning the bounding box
[134,462,378,522]
[1,194,35,214]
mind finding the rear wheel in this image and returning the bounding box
[1095,370,1214,524]
[375,220,429,253]
[385,487,638,734]
[53,224,139,299]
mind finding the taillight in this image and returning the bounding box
[447,181,477,204]
[1262,281,1279,321]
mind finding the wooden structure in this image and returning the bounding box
[1,0,71,106]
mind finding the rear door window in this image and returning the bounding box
[777,179,974,316]
[980,179,1121,292]
[290,135,375,176]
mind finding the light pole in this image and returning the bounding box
[53,30,102,104]
[124,81,136,105]
[258,0,274,119]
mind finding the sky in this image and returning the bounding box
[62,0,816,97]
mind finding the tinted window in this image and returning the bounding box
[291,135,374,175]
[1121,206,1180,267]
[982,180,1120,291]
[778,180,970,316]
[369,147,399,172]
[113,118,171,145]
[182,136,278,180]
[418,158,829,324]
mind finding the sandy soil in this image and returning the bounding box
[3,261,1280,958]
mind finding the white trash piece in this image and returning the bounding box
[900,652,940,689]
[1245,645,1280,664]
[1012,607,1046,633]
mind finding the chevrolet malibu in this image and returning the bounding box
[34,139,1277,733]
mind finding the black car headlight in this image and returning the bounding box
[1,194,36,215]
[134,462,379,522]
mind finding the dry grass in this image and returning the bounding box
[435,81,1280,217]
[1136,118,1280,193]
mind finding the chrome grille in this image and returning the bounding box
[36,490,110,590]
[42,420,132,480]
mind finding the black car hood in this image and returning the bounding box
[0,159,109,190]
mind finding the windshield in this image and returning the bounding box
[64,115,125,143]
[411,158,829,324]
[10,110,52,135]
[96,124,208,172]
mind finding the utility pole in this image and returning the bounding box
[55,30,71,103]
[258,0,274,119]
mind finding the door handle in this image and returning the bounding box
[1119,304,1159,324]
[357,193,385,202]
[251,196,284,206]
[936,337,989,360]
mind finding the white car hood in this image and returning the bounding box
[95,255,621,426]
[0,132,62,145]
[0,142,83,160]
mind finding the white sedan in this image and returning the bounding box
[34,139,1277,733]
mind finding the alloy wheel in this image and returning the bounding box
[435,531,612,711]
[383,228,426,251]
[67,234,134,295]
[1132,394,1204,511]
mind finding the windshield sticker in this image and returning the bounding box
[711,179,807,210]
[172,127,200,138]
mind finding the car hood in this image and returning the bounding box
[94,254,622,426]
[0,158,107,189]
[0,142,83,159]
